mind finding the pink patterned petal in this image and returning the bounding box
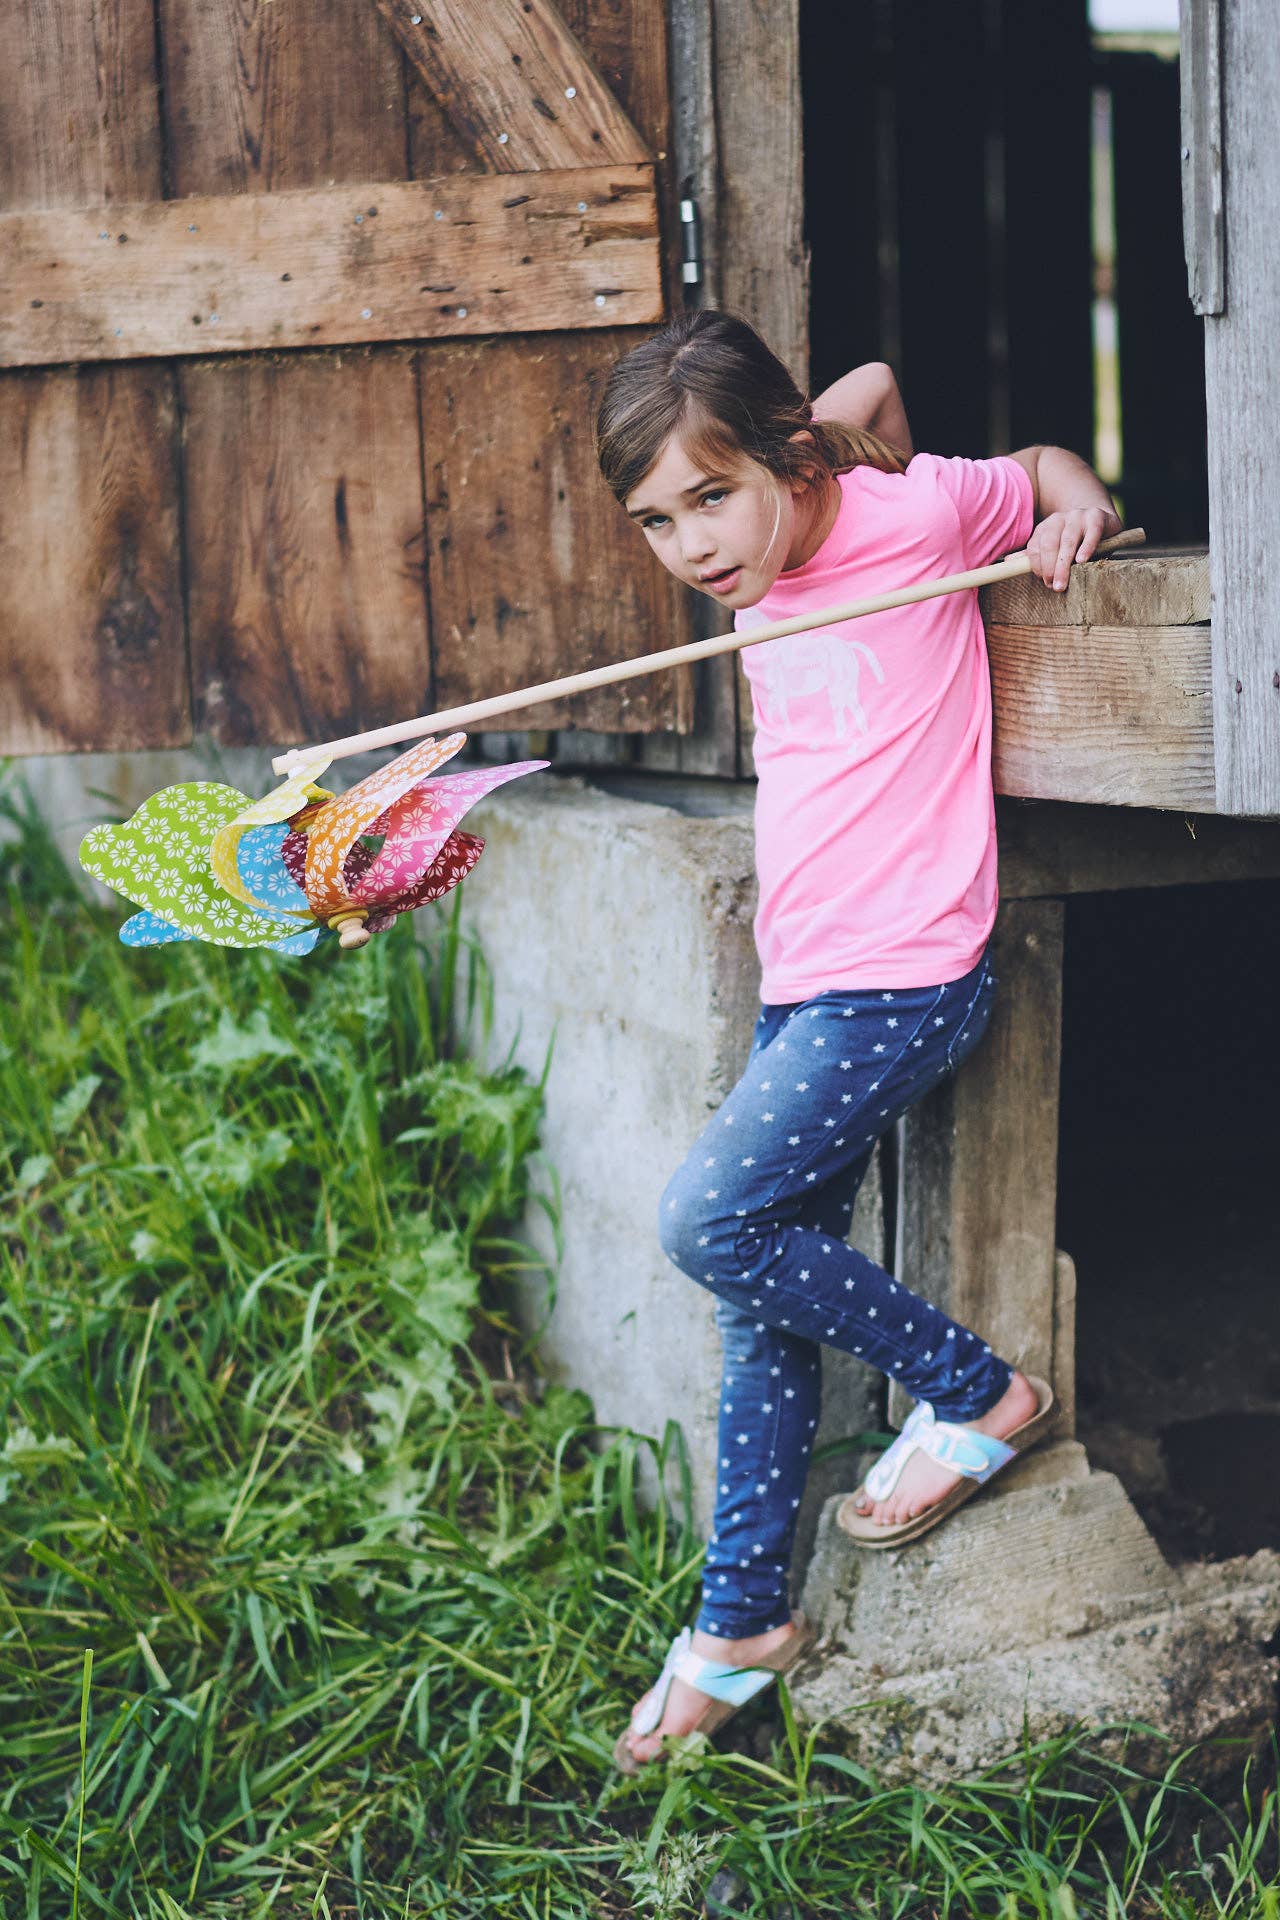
[303,732,468,920]
[351,759,545,908]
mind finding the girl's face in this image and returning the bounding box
[624,433,825,609]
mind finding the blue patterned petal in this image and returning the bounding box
[271,925,321,956]
[121,911,197,947]
[237,823,311,912]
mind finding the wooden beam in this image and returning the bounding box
[987,621,1214,811]
[893,901,1067,1420]
[996,797,1280,898]
[0,168,662,367]
[372,0,649,172]
[981,546,1209,630]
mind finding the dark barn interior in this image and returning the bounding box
[800,0,1270,1560]
[800,0,1207,541]
[1060,880,1280,1564]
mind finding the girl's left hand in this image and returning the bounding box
[1025,507,1123,592]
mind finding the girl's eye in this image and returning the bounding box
[641,513,670,532]
[700,489,728,508]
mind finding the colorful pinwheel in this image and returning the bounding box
[79,734,546,954]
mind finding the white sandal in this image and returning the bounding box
[836,1375,1058,1549]
[613,1616,814,1773]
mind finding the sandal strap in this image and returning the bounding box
[629,1628,778,1735]
[864,1402,1015,1501]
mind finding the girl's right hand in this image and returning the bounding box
[1024,505,1123,592]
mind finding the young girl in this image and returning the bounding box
[595,309,1122,1773]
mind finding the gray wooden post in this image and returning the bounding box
[1189,0,1280,817]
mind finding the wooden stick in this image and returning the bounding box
[272,527,1146,774]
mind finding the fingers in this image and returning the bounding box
[1026,508,1116,591]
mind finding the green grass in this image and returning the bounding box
[1,771,1279,1918]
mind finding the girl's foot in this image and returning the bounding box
[621,1617,801,1766]
[852,1369,1041,1530]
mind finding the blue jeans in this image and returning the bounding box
[659,951,1010,1639]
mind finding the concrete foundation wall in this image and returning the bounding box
[461,775,886,1550]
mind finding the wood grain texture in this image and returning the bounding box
[419,332,692,732]
[1180,0,1224,315]
[184,351,431,746]
[0,0,189,754]
[1205,0,1280,815]
[981,548,1210,630]
[159,0,433,749]
[996,796,1280,897]
[2,168,663,366]
[893,901,1066,1415]
[406,0,689,740]
[0,365,189,754]
[988,621,1215,810]
[374,0,649,173]
[708,0,806,774]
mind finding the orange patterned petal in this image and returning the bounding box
[302,733,466,922]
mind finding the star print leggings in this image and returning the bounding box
[658,949,1011,1640]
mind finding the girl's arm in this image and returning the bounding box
[812,361,914,462]
[1009,444,1123,592]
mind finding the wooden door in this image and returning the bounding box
[0,0,693,755]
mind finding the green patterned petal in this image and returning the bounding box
[79,783,313,949]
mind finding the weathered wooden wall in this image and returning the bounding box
[0,0,691,757]
[1190,0,1280,817]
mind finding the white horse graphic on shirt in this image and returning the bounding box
[755,631,886,740]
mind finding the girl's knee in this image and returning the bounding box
[659,1168,741,1283]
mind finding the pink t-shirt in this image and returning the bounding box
[736,451,1034,1002]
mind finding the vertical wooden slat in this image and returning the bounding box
[638,0,740,777]
[1204,0,1280,817]
[411,0,693,736]
[0,1,189,755]
[892,901,1067,1416]
[161,0,432,747]
[1180,0,1224,317]
[706,0,808,776]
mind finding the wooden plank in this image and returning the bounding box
[373,0,649,172]
[981,547,1209,630]
[713,0,806,386]
[0,365,189,754]
[406,0,691,742]
[184,350,432,747]
[1180,0,1225,316]
[988,621,1214,810]
[0,0,189,756]
[161,0,432,751]
[892,901,1066,1418]
[419,332,693,733]
[996,797,1280,898]
[708,0,806,774]
[1204,0,1280,816]
[1,168,663,367]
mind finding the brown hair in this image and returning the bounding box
[595,309,906,505]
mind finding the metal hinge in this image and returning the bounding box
[680,194,701,288]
